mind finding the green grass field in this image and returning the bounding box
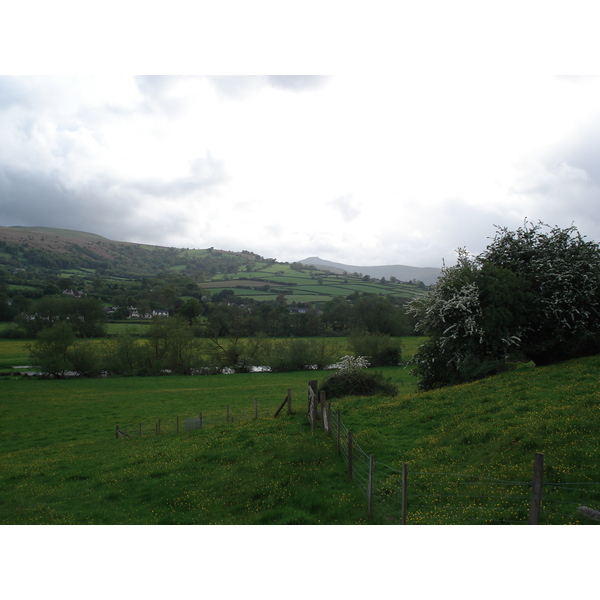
[2,333,599,525]
[202,263,424,303]
[0,371,374,524]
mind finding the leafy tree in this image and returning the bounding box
[29,321,76,378]
[351,295,406,335]
[18,296,106,338]
[348,331,402,366]
[177,298,203,325]
[146,316,202,375]
[480,221,600,366]
[408,222,600,390]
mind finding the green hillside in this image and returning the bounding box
[0,225,427,307]
[1,352,599,524]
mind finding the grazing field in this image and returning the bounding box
[203,263,425,303]
[332,356,600,524]
[3,331,599,525]
[0,370,379,524]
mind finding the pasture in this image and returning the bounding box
[0,370,377,524]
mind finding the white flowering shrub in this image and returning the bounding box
[407,221,600,390]
[320,354,396,398]
[334,355,371,372]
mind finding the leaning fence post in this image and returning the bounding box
[401,463,408,525]
[528,452,544,524]
[348,431,353,482]
[367,454,374,519]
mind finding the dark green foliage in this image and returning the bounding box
[268,339,336,372]
[29,321,77,378]
[319,369,398,398]
[409,221,600,390]
[17,296,106,338]
[348,331,402,366]
[481,221,600,365]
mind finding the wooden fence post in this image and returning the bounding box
[308,380,318,425]
[336,410,341,452]
[319,390,326,425]
[401,463,408,525]
[367,454,374,519]
[326,402,332,436]
[254,398,258,420]
[348,431,353,482]
[528,452,544,524]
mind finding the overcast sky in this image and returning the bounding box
[2,5,600,269]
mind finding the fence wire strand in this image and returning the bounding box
[328,407,600,525]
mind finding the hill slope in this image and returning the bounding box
[298,256,441,285]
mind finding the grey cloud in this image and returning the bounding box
[0,157,228,244]
[266,76,329,91]
[125,155,229,198]
[207,75,329,98]
[328,193,361,222]
[0,166,134,234]
[206,76,264,98]
[132,75,193,116]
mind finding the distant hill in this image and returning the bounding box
[298,257,441,286]
[0,225,255,279]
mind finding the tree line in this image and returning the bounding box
[27,317,403,378]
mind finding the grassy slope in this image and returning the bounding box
[2,334,599,524]
[331,356,600,524]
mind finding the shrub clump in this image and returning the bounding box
[319,355,398,398]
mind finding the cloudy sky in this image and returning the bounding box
[2,4,600,270]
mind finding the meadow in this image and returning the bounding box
[2,334,599,525]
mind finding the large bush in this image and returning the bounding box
[319,355,398,398]
[407,221,600,390]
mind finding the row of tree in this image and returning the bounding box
[2,290,417,340]
[28,317,402,378]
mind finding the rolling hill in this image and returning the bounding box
[298,256,441,286]
[0,225,434,305]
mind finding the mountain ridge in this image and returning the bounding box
[0,225,441,285]
[297,256,441,285]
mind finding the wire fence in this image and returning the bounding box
[115,381,600,524]
[324,401,600,525]
[115,396,287,439]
